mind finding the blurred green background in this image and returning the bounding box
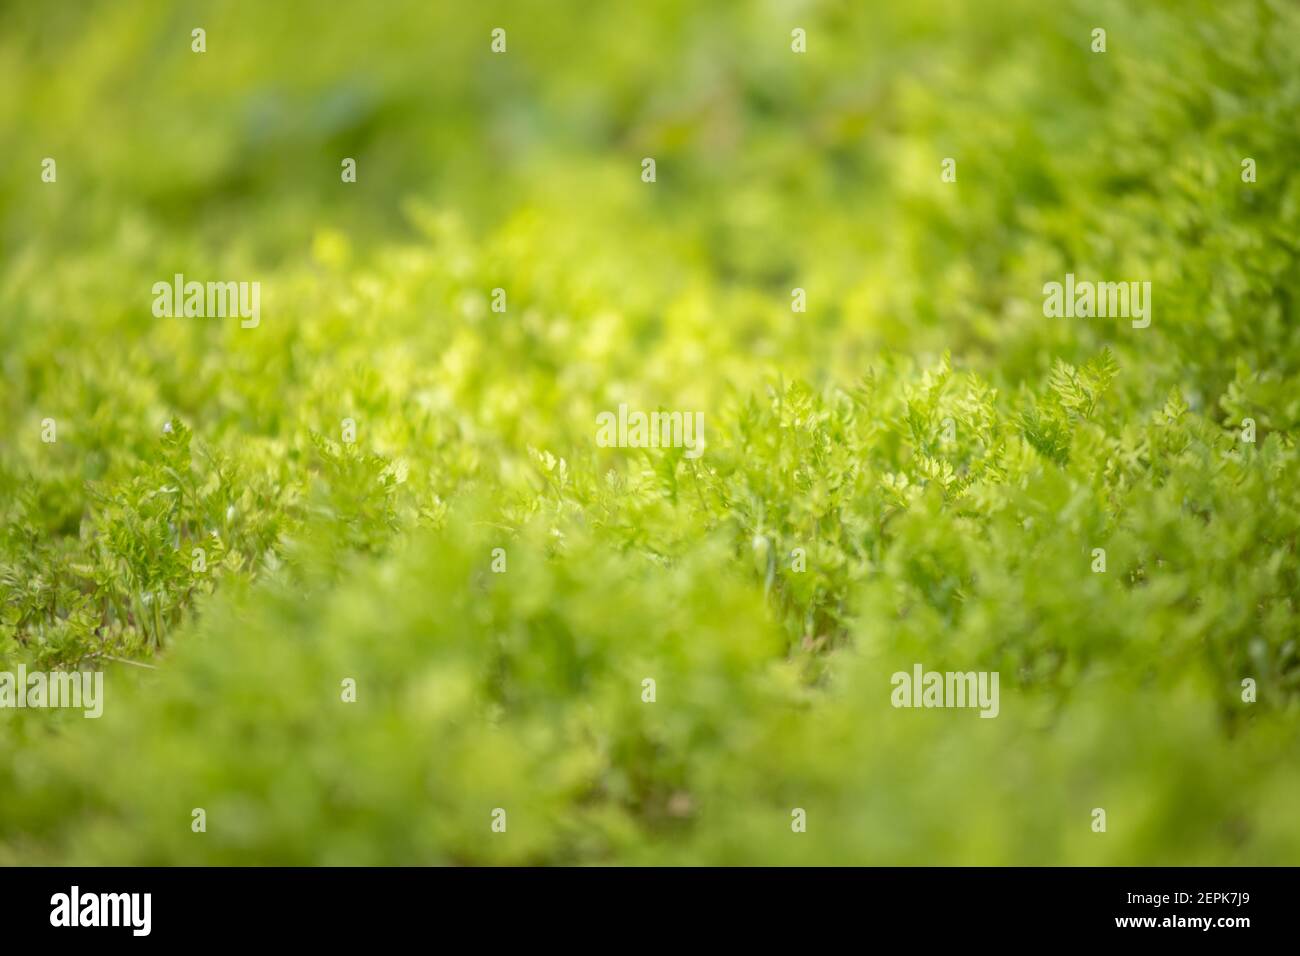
[1,0,1298,864]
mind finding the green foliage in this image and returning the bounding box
[1,0,1298,864]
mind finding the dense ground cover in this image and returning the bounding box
[1,0,1297,864]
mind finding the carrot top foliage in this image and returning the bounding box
[1,0,1298,864]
